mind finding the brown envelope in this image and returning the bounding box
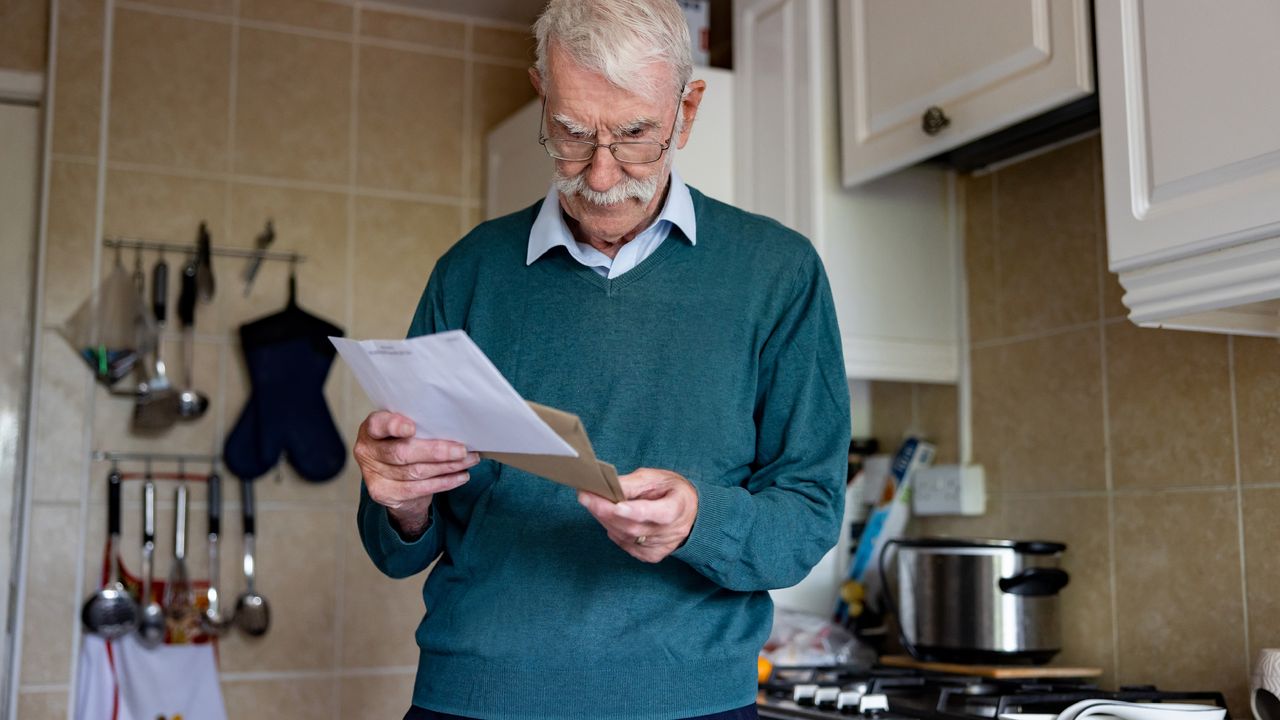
[480,402,624,503]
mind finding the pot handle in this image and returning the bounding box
[999,567,1070,596]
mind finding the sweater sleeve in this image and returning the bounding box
[355,267,449,579]
[671,250,850,591]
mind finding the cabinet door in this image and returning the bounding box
[839,0,1093,187]
[734,0,823,244]
[1099,0,1280,334]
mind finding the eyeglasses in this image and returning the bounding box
[538,97,680,165]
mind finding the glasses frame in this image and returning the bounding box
[537,95,682,165]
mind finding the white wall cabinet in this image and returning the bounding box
[736,0,961,384]
[837,0,1094,187]
[1098,0,1280,336]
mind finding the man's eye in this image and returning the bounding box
[623,127,646,138]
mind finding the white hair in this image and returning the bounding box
[534,0,694,101]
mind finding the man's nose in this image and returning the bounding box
[584,145,623,191]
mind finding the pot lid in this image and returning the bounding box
[893,537,1066,555]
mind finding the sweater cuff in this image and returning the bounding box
[671,481,749,574]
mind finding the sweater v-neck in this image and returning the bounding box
[561,231,686,295]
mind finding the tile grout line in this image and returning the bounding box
[359,0,529,31]
[332,5,362,707]
[970,319,1103,350]
[460,22,475,231]
[214,0,239,471]
[991,170,1004,341]
[1093,143,1122,684]
[1228,335,1252,677]
[65,0,119,715]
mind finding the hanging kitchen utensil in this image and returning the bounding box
[137,477,166,648]
[176,255,209,420]
[60,250,148,386]
[200,471,233,635]
[242,220,274,296]
[195,221,215,302]
[132,256,179,432]
[234,477,270,637]
[163,484,195,624]
[223,268,346,482]
[80,468,139,639]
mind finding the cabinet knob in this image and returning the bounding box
[921,106,951,136]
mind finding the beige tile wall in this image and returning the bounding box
[873,136,1271,713]
[0,0,50,72]
[20,0,538,715]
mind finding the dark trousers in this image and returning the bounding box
[404,704,759,720]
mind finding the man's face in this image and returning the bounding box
[538,45,681,244]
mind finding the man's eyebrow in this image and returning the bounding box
[552,114,595,137]
[613,116,660,135]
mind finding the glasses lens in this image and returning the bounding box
[612,142,664,164]
[545,139,595,161]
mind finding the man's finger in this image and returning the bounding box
[364,411,416,440]
[617,468,676,500]
[376,439,474,467]
[375,472,471,505]
[614,498,678,525]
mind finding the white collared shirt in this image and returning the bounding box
[526,170,698,279]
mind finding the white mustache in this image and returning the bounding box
[554,170,661,207]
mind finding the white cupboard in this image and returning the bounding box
[837,0,1094,187]
[736,0,961,384]
[1097,0,1280,336]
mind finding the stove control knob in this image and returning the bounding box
[793,683,820,704]
[859,693,890,714]
[815,687,841,706]
[837,689,865,712]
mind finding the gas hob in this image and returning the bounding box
[756,665,1230,720]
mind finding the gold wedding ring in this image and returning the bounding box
[635,535,647,546]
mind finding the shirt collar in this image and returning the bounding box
[526,169,697,267]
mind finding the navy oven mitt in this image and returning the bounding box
[223,293,346,482]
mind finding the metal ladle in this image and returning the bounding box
[199,471,233,635]
[137,478,166,647]
[234,477,270,636]
[81,469,139,639]
[176,256,208,420]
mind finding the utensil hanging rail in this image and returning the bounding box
[93,450,221,465]
[103,236,306,264]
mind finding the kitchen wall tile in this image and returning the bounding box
[357,45,464,196]
[102,170,227,333]
[240,0,353,34]
[1113,490,1247,713]
[358,8,464,51]
[221,181,348,334]
[0,0,50,72]
[221,677,335,719]
[19,504,82,685]
[340,527,426,668]
[351,196,460,340]
[472,25,535,63]
[1234,336,1280,486]
[1105,321,1233,489]
[970,328,1105,493]
[916,383,959,465]
[217,507,342,671]
[1004,494,1115,685]
[869,381,913,449]
[234,28,350,184]
[17,691,68,720]
[1243,487,1280,653]
[913,491,1005,541]
[962,173,1000,343]
[31,329,90,503]
[108,9,231,171]
[50,0,104,157]
[468,61,539,201]
[42,161,97,326]
[339,673,417,719]
[994,137,1102,337]
[131,0,232,15]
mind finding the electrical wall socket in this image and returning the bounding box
[912,464,986,516]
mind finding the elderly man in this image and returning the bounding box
[353,1,850,718]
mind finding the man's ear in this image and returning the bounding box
[675,79,707,150]
[529,67,544,97]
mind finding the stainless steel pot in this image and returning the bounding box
[884,537,1069,665]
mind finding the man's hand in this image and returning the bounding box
[577,468,699,563]
[354,411,478,537]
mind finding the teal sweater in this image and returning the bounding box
[357,188,851,719]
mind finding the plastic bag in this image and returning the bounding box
[59,259,155,386]
[762,607,877,668]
